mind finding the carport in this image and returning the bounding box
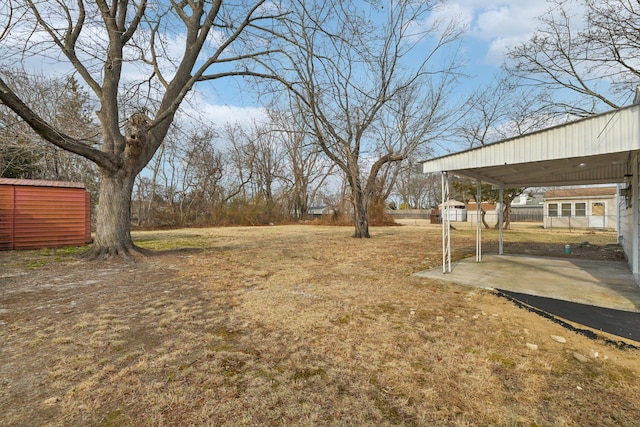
[422,102,640,281]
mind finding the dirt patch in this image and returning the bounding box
[1,225,639,426]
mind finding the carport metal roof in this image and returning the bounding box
[422,104,640,187]
[421,103,640,280]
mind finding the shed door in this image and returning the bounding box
[589,202,606,229]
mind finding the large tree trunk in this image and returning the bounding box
[503,203,512,230]
[481,208,490,229]
[495,201,513,230]
[83,112,154,259]
[352,190,370,238]
[84,168,145,260]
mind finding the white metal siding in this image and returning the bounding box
[423,105,640,173]
[620,206,635,267]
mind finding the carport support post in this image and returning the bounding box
[441,172,451,273]
[476,181,482,262]
[499,186,504,255]
[633,152,639,278]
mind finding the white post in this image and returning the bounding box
[441,172,446,272]
[633,152,639,279]
[476,181,482,262]
[441,172,451,273]
[499,187,504,255]
[617,184,623,244]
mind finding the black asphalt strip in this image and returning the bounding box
[496,289,639,350]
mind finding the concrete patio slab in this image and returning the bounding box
[415,254,640,312]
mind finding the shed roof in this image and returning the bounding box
[544,187,618,199]
[468,201,497,210]
[422,104,640,187]
[437,200,466,208]
[0,178,86,189]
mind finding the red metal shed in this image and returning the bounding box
[0,178,92,250]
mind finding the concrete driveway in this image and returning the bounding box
[415,254,640,313]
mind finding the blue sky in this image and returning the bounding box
[0,1,576,128]
[452,0,554,66]
[197,0,571,127]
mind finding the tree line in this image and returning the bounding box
[1,70,440,228]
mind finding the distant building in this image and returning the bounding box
[510,192,544,222]
[437,200,466,222]
[511,192,544,207]
[543,187,618,230]
[308,206,334,217]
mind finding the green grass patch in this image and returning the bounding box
[488,353,517,369]
[98,409,125,427]
[291,367,326,382]
[24,245,90,269]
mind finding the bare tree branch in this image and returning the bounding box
[505,0,640,115]
[0,75,119,171]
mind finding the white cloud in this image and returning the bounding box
[200,103,268,128]
[431,0,583,66]
[470,2,548,41]
[178,90,268,130]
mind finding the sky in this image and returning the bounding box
[451,0,552,66]
[0,0,577,129]
[200,0,569,127]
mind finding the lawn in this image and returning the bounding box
[1,223,639,426]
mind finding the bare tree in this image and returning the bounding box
[170,126,223,225]
[505,0,640,116]
[261,0,462,237]
[222,122,258,203]
[245,122,287,204]
[134,138,166,227]
[0,71,99,193]
[134,121,234,226]
[456,77,567,229]
[265,108,335,220]
[0,97,42,178]
[0,0,282,258]
[393,160,438,209]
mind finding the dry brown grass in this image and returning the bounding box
[1,223,639,426]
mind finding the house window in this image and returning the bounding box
[548,203,558,217]
[592,202,605,216]
[561,203,572,217]
[575,202,586,217]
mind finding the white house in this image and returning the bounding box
[543,187,618,230]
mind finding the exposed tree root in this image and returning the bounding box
[352,232,371,238]
[82,243,151,261]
